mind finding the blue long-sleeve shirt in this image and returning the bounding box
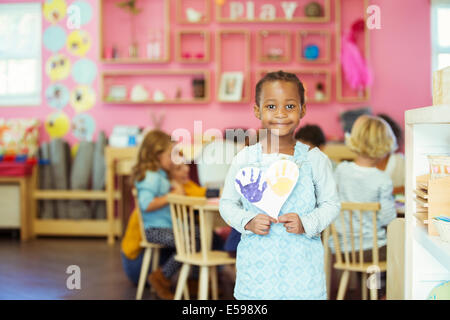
[135,169,172,229]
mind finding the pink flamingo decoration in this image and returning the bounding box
[341,19,373,94]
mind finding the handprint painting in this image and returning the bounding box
[235,160,299,219]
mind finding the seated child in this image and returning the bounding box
[332,115,397,295]
[294,124,326,151]
[376,114,405,195]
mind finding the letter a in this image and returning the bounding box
[66,265,81,290]
[366,5,381,30]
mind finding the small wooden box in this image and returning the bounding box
[433,66,450,106]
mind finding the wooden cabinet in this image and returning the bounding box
[404,105,450,299]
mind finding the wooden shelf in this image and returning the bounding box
[175,30,211,63]
[335,0,370,103]
[256,30,291,63]
[99,0,170,63]
[297,30,332,64]
[405,105,450,299]
[102,69,211,104]
[33,219,122,237]
[216,30,251,103]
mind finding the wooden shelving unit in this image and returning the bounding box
[175,30,211,63]
[101,69,211,104]
[335,0,370,102]
[256,30,291,63]
[216,30,251,103]
[30,166,122,243]
[404,105,450,299]
[99,0,171,64]
[297,29,332,64]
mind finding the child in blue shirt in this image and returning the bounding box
[219,71,340,300]
[132,129,184,300]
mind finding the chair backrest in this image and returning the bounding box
[330,202,381,266]
[132,188,148,243]
[167,194,207,259]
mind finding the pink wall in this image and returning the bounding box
[0,0,432,146]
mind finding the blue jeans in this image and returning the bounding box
[121,249,172,286]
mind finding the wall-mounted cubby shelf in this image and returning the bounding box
[176,0,211,24]
[297,30,332,64]
[257,69,332,104]
[256,30,291,63]
[216,30,251,103]
[101,70,210,104]
[335,0,370,102]
[99,0,171,63]
[175,30,211,63]
[215,0,331,23]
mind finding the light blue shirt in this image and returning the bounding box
[219,142,340,299]
[330,161,397,252]
[135,169,172,229]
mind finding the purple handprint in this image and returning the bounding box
[236,168,267,203]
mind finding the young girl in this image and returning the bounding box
[131,129,183,300]
[332,115,397,262]
[219,71,340,300]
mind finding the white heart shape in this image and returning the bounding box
[234,160,299,219]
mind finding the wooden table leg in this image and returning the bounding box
[106,157,115,245]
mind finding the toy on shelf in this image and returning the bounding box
[147,30,162,60]
[267,47,284,61]
[304,1,323,17]
[192,78,206,98]
[107,85,127,102]
[304,44,320,60]
[153,90,166,102]
[130,84,149,102]
[186,7,203,22]
[315,82,325,101]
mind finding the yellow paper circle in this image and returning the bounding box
[70,85,95,112]
[43,0,67,23]
[67,30,92,57]
[45,112,70,139]
[46,54,71,82]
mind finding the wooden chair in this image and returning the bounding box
[330,202,386,300]
[132,189,164,300]
[167,194,236,300]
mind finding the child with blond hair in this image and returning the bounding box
[332,115,397,260]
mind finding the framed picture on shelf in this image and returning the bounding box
[218,72,244,102]
[107,85,127,102]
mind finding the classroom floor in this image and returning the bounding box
[0,232,363,300]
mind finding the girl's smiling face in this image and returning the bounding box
[254,80,305,137]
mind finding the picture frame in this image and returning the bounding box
[218,72,244,102]
[107,85,127,101]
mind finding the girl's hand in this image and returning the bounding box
[278,213,305,234]
[245,214,278,235]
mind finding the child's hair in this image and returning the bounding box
[377,113,402,149]
[295,124,326,148]
[346,115,397,159]
[131,129,172,182]
[255,70,306,107]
